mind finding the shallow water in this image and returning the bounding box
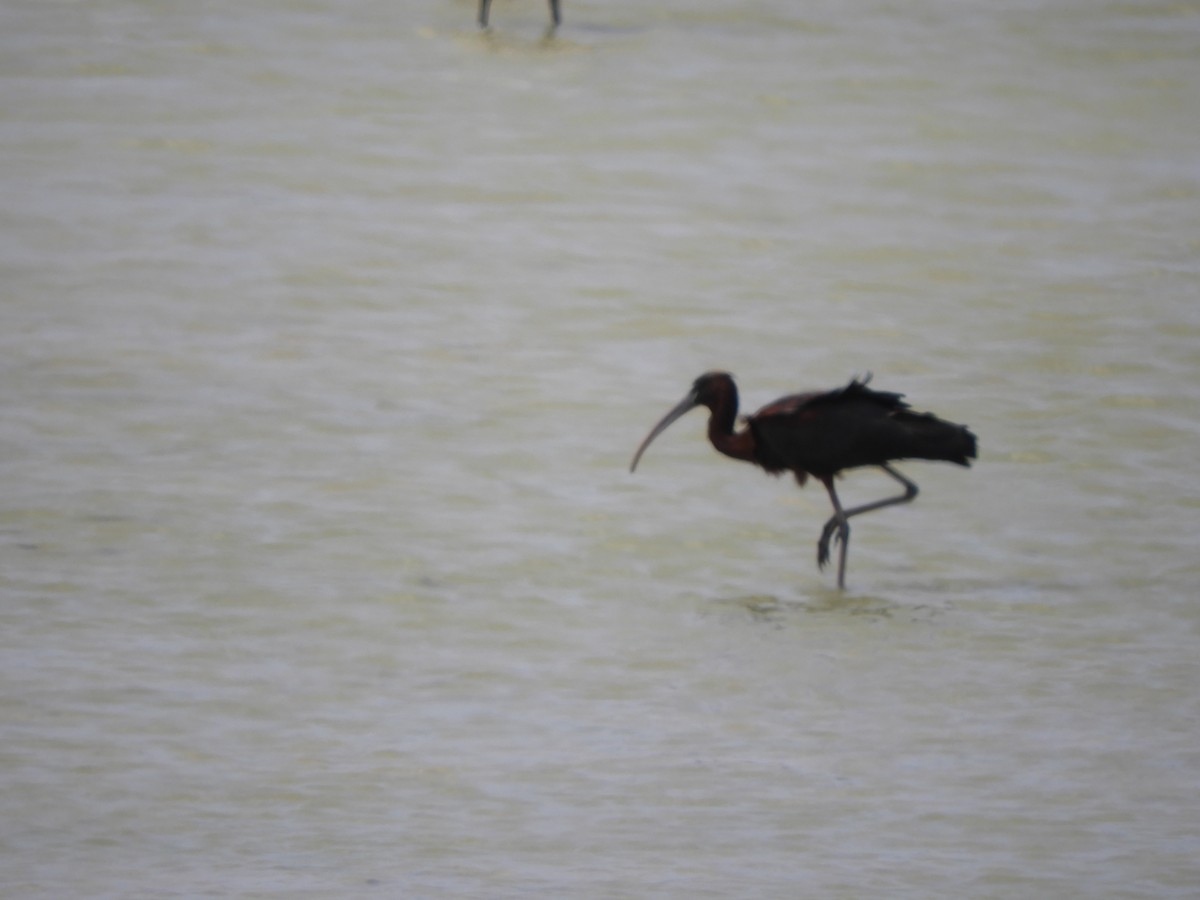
[3,0,1200,896]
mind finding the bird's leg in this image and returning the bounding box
[816,477,851,588]
[816,465,919,588]
[540,0,560,37]
[818,466,919,554]
[479,0,492,27]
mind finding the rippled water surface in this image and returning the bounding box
[3,0,1200,896]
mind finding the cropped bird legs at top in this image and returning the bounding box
[817,464,919,590]
[478,0,561,30]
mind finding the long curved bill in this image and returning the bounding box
[629,388,700,473]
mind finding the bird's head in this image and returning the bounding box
[688,371,734,404]
[629,372,736,473]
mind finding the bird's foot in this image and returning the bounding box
[816,520,848,570]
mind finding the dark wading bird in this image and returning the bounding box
[479,0,561,29]
[629,372,977,588]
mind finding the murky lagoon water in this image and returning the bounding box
[3,0,1200,896]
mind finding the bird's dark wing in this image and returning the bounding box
[750,390,825,420]
[746,377,927,479]
[751,377,908,421]
[798,379,974,467]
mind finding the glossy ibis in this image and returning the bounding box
[479,0,560,29]
[630,372,977,588]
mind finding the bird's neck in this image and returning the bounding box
[706,396,757,463]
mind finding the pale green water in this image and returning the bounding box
[3,0,1200,897]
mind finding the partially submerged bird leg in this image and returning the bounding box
[817,464,919,588]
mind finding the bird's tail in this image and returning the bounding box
[893,410,977,466]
